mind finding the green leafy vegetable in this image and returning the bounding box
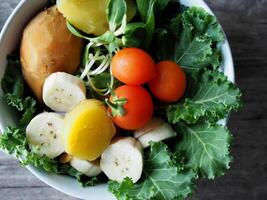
[122,22,146,47]
[174,123,232,179]
[108,142,195,200]
[77,175,101,187]
[136,0,170,22]
[91,72,114,89]
[6,95,36,126]
[155,7,224,72]
[107,0,127,32]
[136,0,170,48]
[167,70,242,124]
[1,55,24,97]
[1,55,36,126]
[154,28,175,61]
[19,97,36,126]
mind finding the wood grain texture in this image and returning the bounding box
[0,0,267,199]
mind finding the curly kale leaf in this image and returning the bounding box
[167,70,242,124]
[1,55,36,126]
[155,7,224,72]
[174,122,232,179]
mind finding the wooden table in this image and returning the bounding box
[0,0,266,199]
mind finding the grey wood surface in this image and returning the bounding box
[0,0,266,199]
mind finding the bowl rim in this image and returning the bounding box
[0,0,235,199]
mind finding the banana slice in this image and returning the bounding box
[43,72,86,112]
[26,112,65,159]
[70,157,102,177]
[134,117,177,148]
[100,137,143,183]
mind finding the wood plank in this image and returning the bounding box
[0,188,76,200]
[0,152,77,199]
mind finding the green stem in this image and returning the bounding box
[105,96,127,117]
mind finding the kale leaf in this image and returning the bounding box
[167,70,242,124]
[174,122,232,179]
[1,55,36,126]
[108,142,196,200]
[155,7,224,72]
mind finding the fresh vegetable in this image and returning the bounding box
[70,157,102,177]
[20,5,83,101]
[62,100,116,161]
[134,117,176,148]
[57,0,137,36]
[106,85,153,130]
[43,72,86,112]
[26,112,65,159]
[1,55,23,98]
[167,70,242,124]
[1,55,36,126]
[149,61,187,103]
[155,7,224,73]
[111,48,157,85]
[100,137,143,183]
[135,0,171,48]
[174,122,232,179]
[108,142,195,200]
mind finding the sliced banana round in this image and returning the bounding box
[26,112,65,159]
[100,137,143,183]
[134,117,177,148]
[43,72,86,112]
[70,157,102,177]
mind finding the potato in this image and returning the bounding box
[62,100,116,161]
[20,6,84,101]
[57,0,137,36]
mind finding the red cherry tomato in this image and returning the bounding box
[148,61,187,103]
[108,85,153,130]
[111,48,157,85]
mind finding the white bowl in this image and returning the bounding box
[0,0,234,199]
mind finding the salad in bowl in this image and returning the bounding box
[0,0,242,199]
